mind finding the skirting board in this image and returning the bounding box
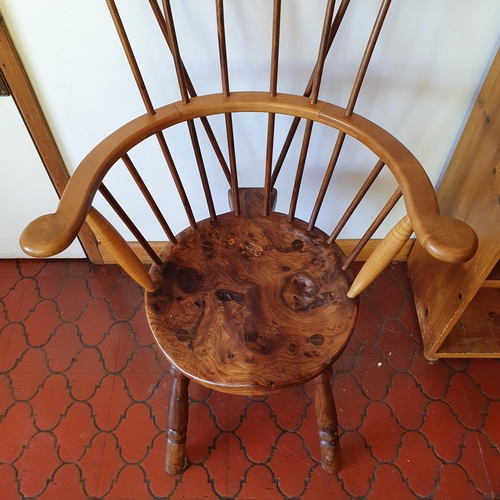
[98,239,416,265]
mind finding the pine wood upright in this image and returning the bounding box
[408,48,500,359]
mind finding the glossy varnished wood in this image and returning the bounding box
[166,368,189,475]
[348,215,413,298]
[146,211,357,395]
[315,365,341,473]
[19,92,477,263]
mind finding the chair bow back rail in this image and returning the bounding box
[21,0,477,475]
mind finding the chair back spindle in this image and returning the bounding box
[308,0,392,231]
[263,0,282,216]
[327,159,386,243]
[98,183,163,266]
[148,0,232,183]
[164,0,217,222]
[107,0,198,229]
[270,0,351,188]
[288,0,336,222]
[122,154,177,244]
[105,0,156,115]
[341,187,402,270]
[216,0,240,215]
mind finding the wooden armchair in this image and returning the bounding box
[21,0,477,475]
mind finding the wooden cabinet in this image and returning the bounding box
[408,48,500,360]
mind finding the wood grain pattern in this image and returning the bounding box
[19,92,477,265]
[436,289,500,357]
[408,48,500,359]
[348,215,413,298]
[146,212,357,395]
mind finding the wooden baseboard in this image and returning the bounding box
[98,238,415,265]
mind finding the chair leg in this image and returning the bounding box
[315,365,341,473]
[166,368,190,475]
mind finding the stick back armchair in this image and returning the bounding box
[21,0,477,475]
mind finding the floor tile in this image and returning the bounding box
[0,260,499,499]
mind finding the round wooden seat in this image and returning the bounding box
[146,210,358,395]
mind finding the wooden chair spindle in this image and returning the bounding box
[162,0,217,221]
[148,0,232,183]
[271,0,351,187]
[264,0,282,216]
[342,187,402,270]
[98,183,163,266]
[216,0,240,216]
[345,0,392,116]
[105,0,155,115]
[122,154,177,244]
[155,132,198,229]
[288,0,336,221]
[328,159,385,243]
[162,0,189,103]
[309,0,391,229]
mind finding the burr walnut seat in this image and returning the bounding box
[146,196,357,395]
[21,0,477,479]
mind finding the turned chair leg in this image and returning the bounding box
[315,365,341,473]
[166,368,190,475]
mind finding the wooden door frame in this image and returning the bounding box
[0,13,102,263]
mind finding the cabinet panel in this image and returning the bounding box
[408,48,500,359]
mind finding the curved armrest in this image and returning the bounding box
[20,92,478,263]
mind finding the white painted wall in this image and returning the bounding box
[0,97,84,258]
[1,1,499,249]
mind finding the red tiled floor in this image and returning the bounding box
[1,259,500,499]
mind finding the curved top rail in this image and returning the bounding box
[20,91,477,263]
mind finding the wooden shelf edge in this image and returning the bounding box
[434,288,500,358]
[481,280,500,289]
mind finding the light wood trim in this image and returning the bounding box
[86,208,155,291]
[0,14,101,262]
[348,216,413,298]
[98,237,415,265]
[19,91,477,263]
